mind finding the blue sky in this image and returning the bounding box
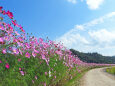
[1,0,115,56]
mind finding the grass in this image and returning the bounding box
[0,53,50,86]
[64,69,87,86]
[0,51,112,86]
[0,52,81,86]
[106,66,115,75]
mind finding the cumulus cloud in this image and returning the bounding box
[106,12,115,18]
[57,33,89,48]
[56,12,115,56]
[67,0,77,4]
[86,0,104,10]
[89,29,115,43]
[66,0,105,10]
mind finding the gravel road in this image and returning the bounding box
[81,67,115,86]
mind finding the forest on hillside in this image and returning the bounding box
[70,49,115,64]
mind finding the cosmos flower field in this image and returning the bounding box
[0,6,115,86]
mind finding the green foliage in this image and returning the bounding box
[0,52,79,86]
[0,52,49,86]
[70,49,115,64]
[106,67,115,75]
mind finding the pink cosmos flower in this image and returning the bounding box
[4,36,10,41]
[18,37,24,42]
[42,54,49,65]
[18,59,21,62]
[15,31,20,36]
[18,25,25,33]
[5,63,10,69]
[25,43,30,49]
[54,75,56,79]
[25,52,30,58]
[17,42,22,47]
[0,7,3,13]
[19,67,21,70]
[20,71,24,76]
[34,49,39,53]
[6,10,13,19]
[2,49,6,54]
[0,25,4,30]
[45,72,47,75]
[77,69,81,73]
[20,27,25,33]
[2,10,6,15]
[32,80,34,84]
[7,24,13,31]
[35,76,37,80]
[44,83,46,86]
[0,60,2,63]
[0,37,4,44]
[0,6,3,10]
[39,38,43,43]
[42,54,46,60]
[12,20,17,26]
[12,47,19,55]
[32,51,36,57]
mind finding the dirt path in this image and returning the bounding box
[81,67,115,86]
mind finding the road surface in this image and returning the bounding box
[81,67,115,86]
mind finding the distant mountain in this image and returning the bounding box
[70,49,115,64]
[112,56,115,58]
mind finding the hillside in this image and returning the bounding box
[70,49,115,64]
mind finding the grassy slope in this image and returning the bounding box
[0,52,83,86]
[64,68,87,86]
[106,67,115,75]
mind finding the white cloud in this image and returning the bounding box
[86,0,104,10]
[89,29,115,43]
[56,12,115,56]
[66,0,105,10]
[56,33,89,48]
[67,0,77,4]
[75,25,84,30]
[106,12,115,18]
[73,12,115,31]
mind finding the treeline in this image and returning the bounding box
[70,49,115,64]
